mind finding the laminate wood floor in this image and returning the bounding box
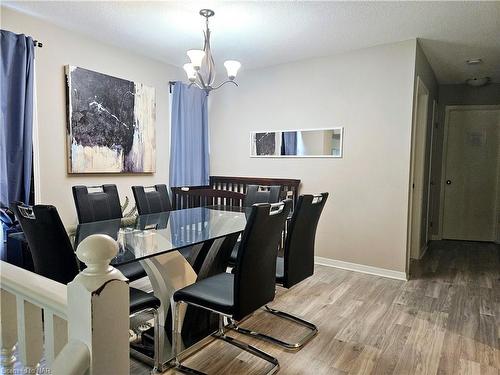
[132,240,499,375]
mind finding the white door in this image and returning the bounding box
[441,106,500,241]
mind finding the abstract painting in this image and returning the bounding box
[254,132,277,156]
[66,66,156,173]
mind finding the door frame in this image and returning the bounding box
[438,104,500,240]
[424,99,438,244]
[406,76,430,274]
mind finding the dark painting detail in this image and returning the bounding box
[66,66,156,173]
[255,132,276,156]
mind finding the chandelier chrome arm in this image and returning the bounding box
[188,82,206,91]
[212,80,239,90]
[188,79,238,94]
[196,70,207,88]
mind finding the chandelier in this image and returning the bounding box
[182,9,241,94]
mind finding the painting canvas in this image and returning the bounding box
[254,132,277,155]
[66,66,156,173]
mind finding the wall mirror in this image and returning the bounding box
[250,127,343,158]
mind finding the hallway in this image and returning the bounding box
[410,240,499,374]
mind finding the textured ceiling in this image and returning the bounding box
[3,1,500,84]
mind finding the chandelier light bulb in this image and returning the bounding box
[224,60,241,80]
[183,63,197,82]
[187,50,205,70]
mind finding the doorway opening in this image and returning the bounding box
[409,103,500,280]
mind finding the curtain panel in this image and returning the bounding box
[0,30,35,207]
[169,82,209,187]
[281,131,297,156]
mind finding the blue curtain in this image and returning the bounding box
[169,82,209,187]
[281,131,297,155]
[0,30,34,207]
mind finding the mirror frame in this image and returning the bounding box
[249,127,344,158]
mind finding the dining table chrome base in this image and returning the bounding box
[229,305,318,351]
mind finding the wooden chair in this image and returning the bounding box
[170,187,245,210]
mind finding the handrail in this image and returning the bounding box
[0,261,67,318]
[0,235,128,373]
[51,340,90,375]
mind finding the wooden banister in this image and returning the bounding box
[0,234,129,374]
[51,340,90,375]
[0,262,67,318]
[1,262,67,369]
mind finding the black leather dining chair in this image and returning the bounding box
[228,184,282,266]
[72,184,123,223]
[132,184,172,215]
[171,200,292,374]
[11,203,79,284]
[72,184,146,281]
[11,202,162,370]
[230,193,328,351]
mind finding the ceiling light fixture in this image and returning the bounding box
[183,9,241,94]
[465,77,491,87]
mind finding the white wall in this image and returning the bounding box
[210,40,417,273]
[1,7,181,225]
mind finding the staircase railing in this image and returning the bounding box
[0,234,129,374]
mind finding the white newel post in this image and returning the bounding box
[52,234,130,375]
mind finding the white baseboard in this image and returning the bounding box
[431,235,441,241]
[314,256,407,281]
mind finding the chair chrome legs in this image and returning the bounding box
[214,332,279,374]
[170,302,280,375]
[229,305,318,351]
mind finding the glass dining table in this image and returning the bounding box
[74,206,247,268]
[71,206,249,370]
[9,204,290,370]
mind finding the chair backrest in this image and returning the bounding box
[72,184,122,223]
[234,199,291,321]
[10,202,79,285]
[243,185,281,207]
[283,193,328,288]
[132,185,172,215]
[74,218,122,249]
[136,211,170,230]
